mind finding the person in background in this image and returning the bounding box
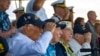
[67,6,74,27]
[13,6,25,20]
[67,6,74,21]
[74,17,85,28]
[0,0,16,39]
[51,0,70,21]
[69,23,92,56]
[7,13,56,56]
[0,0,16,55]
[95,20,100,49]
[26,0,47,21]
[12,6,25,27]
[85,11,99,56]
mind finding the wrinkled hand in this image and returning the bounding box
[0,26,16,39]
[44,22,56,34]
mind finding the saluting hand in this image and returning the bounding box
[44,22,56,34]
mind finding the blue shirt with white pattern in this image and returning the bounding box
[0,10,11,31]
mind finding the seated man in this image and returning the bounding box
[69,24,92,56]
[7,13,56,56]
[42,19,66,56]
[55,21,75,56]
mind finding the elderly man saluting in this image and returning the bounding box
[7,13,56,56]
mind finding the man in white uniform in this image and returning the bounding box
[12,6,25,27]
[7,13,56,56]
[69,24,92,56]
[51,0,70,21]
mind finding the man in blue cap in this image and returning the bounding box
[42,19,66,56]
[7,13,57,56]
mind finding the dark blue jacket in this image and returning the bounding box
[55,42,68,56]
[0,36,9,56]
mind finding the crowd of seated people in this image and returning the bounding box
[0,0,100,56]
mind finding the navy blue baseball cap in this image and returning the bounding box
[0,36,9,56]
[45,19,66,29]
[73,25,89,34]
[17,13,45,28]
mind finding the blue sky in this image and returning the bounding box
[7,0,100,22]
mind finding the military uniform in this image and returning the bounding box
[0,10,11,31]
[13,6,24,13]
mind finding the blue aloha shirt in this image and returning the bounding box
[0,10,11,31]
[42,43,56,56]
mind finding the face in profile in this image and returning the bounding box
[61,28,73,43]
[75,33,85,45]
[54,7,69,20]
[88,11,97,20]
[52,27,62,43]
[15,12,24,19]
[80,19,84,26]
[23,24,42,41]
